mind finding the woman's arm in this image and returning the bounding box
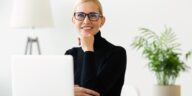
[81,47,127,95]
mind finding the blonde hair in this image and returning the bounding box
[73,0,103,15]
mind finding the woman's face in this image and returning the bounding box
[72,2,105,36]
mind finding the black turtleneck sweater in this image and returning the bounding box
[65,32,127,96]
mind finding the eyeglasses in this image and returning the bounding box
[74,12,102,21]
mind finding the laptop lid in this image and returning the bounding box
[11,55,74,96]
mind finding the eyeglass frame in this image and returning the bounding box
[73,12,103,21]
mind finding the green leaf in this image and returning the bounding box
[131,26,190,85]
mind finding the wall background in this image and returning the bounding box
[0,0,192,96]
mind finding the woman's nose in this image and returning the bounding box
[83,16,91,23]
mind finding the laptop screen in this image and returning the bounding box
[11,55,74,96]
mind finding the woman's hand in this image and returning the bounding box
[78,34,94,52]
[74,85,100,96]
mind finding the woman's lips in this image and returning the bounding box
[81,26,93,30]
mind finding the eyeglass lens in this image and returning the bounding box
[74,12,101,21]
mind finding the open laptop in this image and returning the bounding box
[11,55,74,96]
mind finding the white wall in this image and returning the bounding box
[0,0,192,96]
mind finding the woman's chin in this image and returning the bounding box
[81,31,93,36]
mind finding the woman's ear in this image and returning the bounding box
[100,16,106,27]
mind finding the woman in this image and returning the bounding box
[65,0,127,96]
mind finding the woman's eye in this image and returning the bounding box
[78,14,85,17]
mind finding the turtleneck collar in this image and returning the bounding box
[94,31,109,51]
[94,31,102,40]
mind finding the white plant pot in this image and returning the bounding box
[153,85,180,96]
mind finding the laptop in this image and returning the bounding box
[11,55,74,96]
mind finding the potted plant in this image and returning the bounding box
[131,26,191,96]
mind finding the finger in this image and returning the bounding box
[75,92,92,96]
[74,86,84,94]
[74,85,79,87]
[75,86,100,96]
[82,88,100,96]
[75,88,93,96]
